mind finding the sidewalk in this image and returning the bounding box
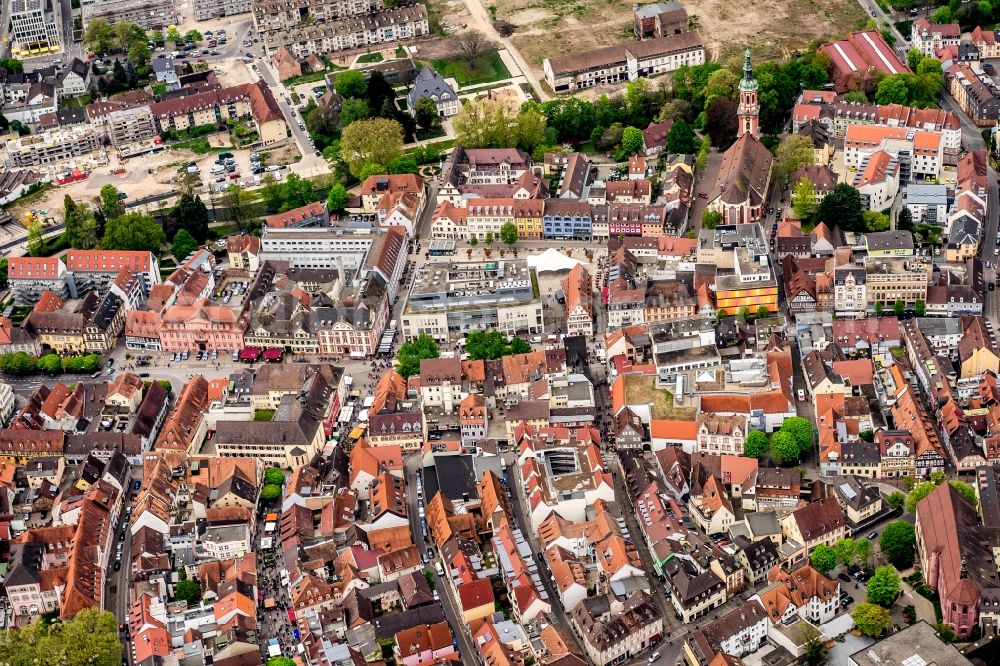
[899,580,937,625]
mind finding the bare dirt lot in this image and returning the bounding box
[486,0,867,70]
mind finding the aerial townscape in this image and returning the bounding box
[5,0,1000,665]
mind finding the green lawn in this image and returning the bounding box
[254,409,276,422]
[428,50,511,86]
[357,52,384,64]
[282,66,344,87]
[173,137,219,154]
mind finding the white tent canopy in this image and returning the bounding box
[527,248,584,273]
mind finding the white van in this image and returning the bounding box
[210,164,224,174]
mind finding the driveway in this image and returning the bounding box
[690,148,722,231]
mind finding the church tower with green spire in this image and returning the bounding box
[737,48,760,139]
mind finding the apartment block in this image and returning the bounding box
[259,225,376,270]
[864,256,933,308]
[10,0,61,57]
[843,125,944,181]
[401,259,544,343]
[948,65,1000,127]
[81,0,176,30]
[6,125,102,167]
[544,31,705,92]
[104,105,157,153]
[792,96,962,158]
[193,0,250,20]
[251,0,384,34]
[911,18,960,57]
[263,5,429,58]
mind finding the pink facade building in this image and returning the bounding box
[159,300,247,353]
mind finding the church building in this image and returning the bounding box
[708,50,775,225]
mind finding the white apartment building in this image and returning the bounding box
[7,125,103,167]
[81,0,176,30]
[264,5,429,58]
[853,150,900,211]
[843,125,944,180]
[259,226,377,270]
[833,267,867,318]
[0,382,16,427]
[10,0,61,57]
[193,0,250,20]
[252,0,384,33]
[198,524,251,560]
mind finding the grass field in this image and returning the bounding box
[357,52,384,64]
[428,49,511,86]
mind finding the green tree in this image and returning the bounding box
[0,59,24,74]
[261,174,283,212]
[183,29,203,43]
[615,126,645,160]
[950,480,977,506]
[27,221,45,257]
[792,178,818,222]
[500,222,518,248]
[166,26,183,44]
[37,353,63,374]
[866,566,900,607]
[893,299,905,318]
[834,538,857,566]
[770,430,801,465]
[844,90,869,103]
[701,209,723,229]
[340,118,404,179]
[102,212,165,252]
[220,184,255,231]
[880,520,917,568]
[853,602,892,637]
[743,430,769,458]
[755,305,770,320]
[875,301,884,317]
[856,537,872,567]
[99,184,124,219]
[818,183,864,232]
[484,231,495,248]
[667,119,697,154]
[780,416,813,454]
[0,608,122,666]
[305,102,340,147]
[335,70,368,98]
[174,194,209,241]
[174,578,202,605]
[914,299,926,317]
[465,330,531,360]
[268,658,297,666]
[260,483,282,501]
[264,467,285,485]
[887,491,905,510]
[387,155,419,175]
[397,334,440,378]
[775,134,815,180]
[413,97,441,130]
[907,49,924,71]
[358,163,386,182]
[802,637,827,666]
[338,97,369,127]
[859,429,875,442]
[171,229,199,261]
[703,68,739,103]
[279,173,317,212]
[864,210,890,232]
[931,6,953,22]
[326,183,348,212]
[810,543,836,572]
[83,18,116,53]
[905,481,936,513]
